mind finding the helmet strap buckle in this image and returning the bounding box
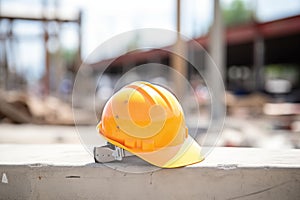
[94,143,132,163]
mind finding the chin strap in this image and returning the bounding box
[94,143,133,163]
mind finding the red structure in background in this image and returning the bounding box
[91,15,300,92]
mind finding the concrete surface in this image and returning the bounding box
[0,124,80,144]
[1,122,299,149]
[0,124,81,144]
[0,145,300,199]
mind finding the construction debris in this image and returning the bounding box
[0,95,32,124]
[226,92,270,117]
[0,89,75,125]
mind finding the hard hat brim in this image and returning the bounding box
[161,135,204,168]
[102,133,204,168]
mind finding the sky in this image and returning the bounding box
[1,0,300,81]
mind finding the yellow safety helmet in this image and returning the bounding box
[96,81,204,168]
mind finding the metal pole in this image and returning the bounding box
[43,0,50,96]
[43,25,50,96]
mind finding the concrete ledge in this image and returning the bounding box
[1,145,300,199]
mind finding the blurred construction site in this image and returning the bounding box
[0,0,300,149]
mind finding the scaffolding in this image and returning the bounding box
[0,1,82,96]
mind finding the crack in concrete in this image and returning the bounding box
[227,180,293,200]
[149,172,153,185]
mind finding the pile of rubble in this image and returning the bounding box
[0,90,74,125]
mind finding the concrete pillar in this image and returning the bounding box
[201,0,227,149]
[206,0,226,123]
[208,0,225,81]
[171,0,188,100]
[253,34,265,91]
